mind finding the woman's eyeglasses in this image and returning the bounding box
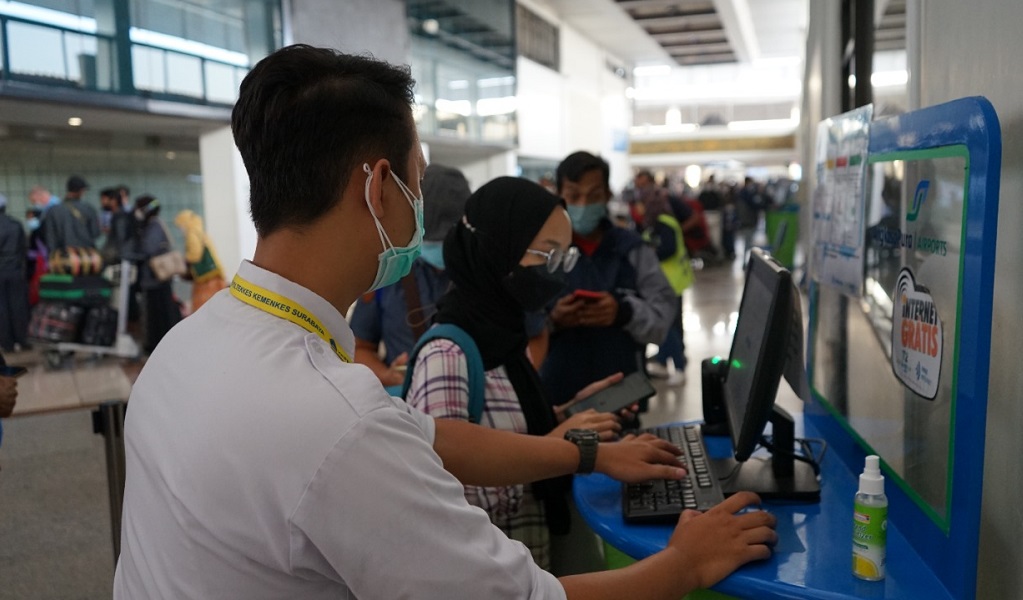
[525,246,579,273]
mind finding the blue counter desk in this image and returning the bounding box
[574,423,953,600]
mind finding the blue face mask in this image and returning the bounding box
[27,217,40,232]
[364,163,424,292]
[566,203,607,236]
[419,240,445,270]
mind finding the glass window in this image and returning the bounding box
[7,21,65,79]
[164,50,201,97]
[130,0,254,57]
[204,61,236,104]
[132,43,165,92]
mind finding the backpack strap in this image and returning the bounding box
[400,323,486,424]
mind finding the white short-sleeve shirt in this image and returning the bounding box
[113,260,566,600]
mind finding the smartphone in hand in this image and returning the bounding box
[564,372,656,417]
[573,289,604,302]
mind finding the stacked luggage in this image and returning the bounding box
[28,248,119,348]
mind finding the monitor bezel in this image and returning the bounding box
[724,248,794,462]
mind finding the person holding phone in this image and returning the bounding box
[404,177,629,570]
[541,152,677,411]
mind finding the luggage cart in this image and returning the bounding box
[37,258,141,369]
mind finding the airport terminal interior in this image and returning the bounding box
[2,0,1023,598]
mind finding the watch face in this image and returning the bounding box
[568,428,599,442]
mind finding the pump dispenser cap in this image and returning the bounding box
[859,455,885,496]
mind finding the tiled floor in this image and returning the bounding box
[0,257,751,599]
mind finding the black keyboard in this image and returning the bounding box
[622,424,726,524]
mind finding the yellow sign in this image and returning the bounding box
[630,135,796,155]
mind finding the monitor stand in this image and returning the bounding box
[710,406,821,502]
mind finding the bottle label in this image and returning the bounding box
[852,503,887,580]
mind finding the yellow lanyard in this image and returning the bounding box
[229,274,352,364]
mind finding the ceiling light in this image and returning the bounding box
[422,19,439,35]
[68,117,83,127]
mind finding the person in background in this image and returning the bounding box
[174,210,227,313]
[130,195,182,353]
[0,195,30,352]
[28,185,59,215]
[0,351,18,449]
[632,171,697,384]
[113,45,776,600]
[679,192,715,261]
[99,187,135,264]
[541,152,676,409]
[351,163,471,388]
[406,176,625,571]
[41,175,100,252]
[633,189,692,385]
[737,176,765,257]
[24,208,46,307]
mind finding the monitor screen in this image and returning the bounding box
[724,249,793,462]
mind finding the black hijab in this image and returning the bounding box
[434,176,571,533]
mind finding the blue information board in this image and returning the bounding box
[807,96,1001,599]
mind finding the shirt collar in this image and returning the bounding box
[235,260,356,359]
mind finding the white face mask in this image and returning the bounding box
[363,163,424,292]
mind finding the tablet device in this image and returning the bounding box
[564,371,657,416]
[0,365,28,378]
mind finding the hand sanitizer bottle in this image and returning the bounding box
[852,455,887,580]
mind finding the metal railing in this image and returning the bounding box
[130,40,248,105]
[0,13,246,106]
[0,13,117,91]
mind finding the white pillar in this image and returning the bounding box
[199,126,255,281]
[455,150,517,191]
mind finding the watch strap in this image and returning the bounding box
[566,429,598,474]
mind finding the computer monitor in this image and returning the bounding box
[714,248,820,501]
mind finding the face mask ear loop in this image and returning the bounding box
[364,163,394,250]
[391,172,421,207]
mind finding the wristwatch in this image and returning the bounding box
[564,428,600,474]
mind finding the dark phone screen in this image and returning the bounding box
[565,372,656,416]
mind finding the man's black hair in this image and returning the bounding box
[232,44,417,237]
[635,169,655,183]
[556,151,610,193]
[100,187,119,199]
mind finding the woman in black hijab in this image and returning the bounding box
[405,177,624,570]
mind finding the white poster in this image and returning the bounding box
[811,105,873,296]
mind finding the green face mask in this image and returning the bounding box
[419,240,445,270]
[566,203,607,235]
[363,163,424,292]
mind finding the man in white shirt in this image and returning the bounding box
[114,44,776,600]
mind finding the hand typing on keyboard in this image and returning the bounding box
[592,433,687,484]
[623,424,726,523]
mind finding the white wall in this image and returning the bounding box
[456,150,518,191]
[802,1,1023,596]
[199,126,253,280]
[515,0,631,192]
[916,3,1023,598]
